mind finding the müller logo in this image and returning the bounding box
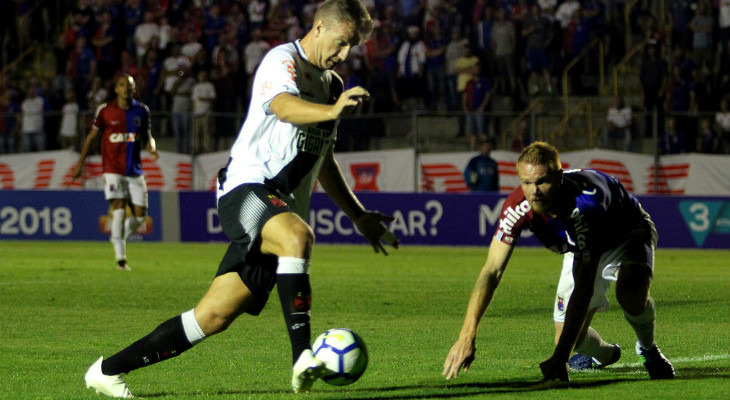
[498,199,531,234]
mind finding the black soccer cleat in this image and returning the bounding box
[636,342,675,379]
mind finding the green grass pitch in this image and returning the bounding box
[0,241,728,399]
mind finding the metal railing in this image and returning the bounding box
[624,0,641,52]
[612,41,646,96]
[498,99,542,148]
[0,44,39,79]
[550,99,595,148]
[561,37,604,114]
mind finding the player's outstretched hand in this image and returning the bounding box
[335,86,370,117]
[443,338,476,380]
[539,356,569,382]
[354,211,398,255]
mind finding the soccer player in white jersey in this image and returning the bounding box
[84,1,398,397]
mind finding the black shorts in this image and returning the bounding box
[215,183,291,315]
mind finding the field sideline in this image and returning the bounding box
[0,241,728,399]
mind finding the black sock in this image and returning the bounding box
[277,273,312,364]
[101,315,193,375]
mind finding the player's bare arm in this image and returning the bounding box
[317,149,398,255]
[540,252,598,382]
[269,87,370,125]
[147,134,160,160]
[443,238,514,379]
[72,126,101,180]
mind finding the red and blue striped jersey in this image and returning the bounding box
[93,99,151,176]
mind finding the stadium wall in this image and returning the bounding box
[1,190,729,249]
[2,148,730,195]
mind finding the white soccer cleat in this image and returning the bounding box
[291,349,326,393]
[84,357,134,398]
[116,260,132,271]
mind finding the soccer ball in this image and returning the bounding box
[312,328,368,386]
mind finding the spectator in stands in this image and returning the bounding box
[401,0,425,27]
[243,28,271,99]
[523,3,553,96]
[181,30,204,63]
[640,41,667,138]
[397,25,427,110]
[462,61,493,151]
[454,42,480,105]
[555,0,580,30]
[123,0,146,57]
[203,4,227,50]
[226,3,249,48]
[698,118,719,154]
[248,0,268,31]
[510,119,532,153]
[66,36,97,110]
[191,70,216,155]
[115,50,140,83]
[715,97,730,154]
[87,76,111,113]
[170,63,195,154]
[445,29,469,113]
[474,6,495,79]
[370,21,400,112]
[643,14,667,57]
[659,116,687,154]
[20,86,47,152]
[491,7,517,96]
[157,14,172,54]
[58,89,79,150]
[689,1,714,76]
[464,137,499,192]
[212,59,237,150]
[668,0,694,52]
[666,63,696,151]
[720,0,730,68]
[0,92,20,154]
[140,48,163,134]
[92,9,121,81]
[603,95,633,152]
[160,44,188,130]
[559,8,589,95]
[424,21,448,111]
[134,11,160,67]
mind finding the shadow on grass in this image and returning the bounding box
[138,367,728,399]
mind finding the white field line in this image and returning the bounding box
[613,353,730,368]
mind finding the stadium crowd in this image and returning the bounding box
[1,0,730,155]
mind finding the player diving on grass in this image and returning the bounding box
[443,141,674,382]
[84,0,398,397]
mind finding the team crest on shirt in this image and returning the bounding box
[268,195,288,207]
[557,296,565,312]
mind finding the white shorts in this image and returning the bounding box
[103,173,149,208]
[553,252,611,322]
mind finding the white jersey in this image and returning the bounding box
[217,40,342,219]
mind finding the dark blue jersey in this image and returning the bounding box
[495,169,653,257]
[552,169,652,255]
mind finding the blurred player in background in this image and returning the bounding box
[73,74,159,271]
[84,0,398,397]
[443,141,674,382]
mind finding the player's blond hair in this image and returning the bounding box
[314,0,374,42]
[516,141,562,173]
